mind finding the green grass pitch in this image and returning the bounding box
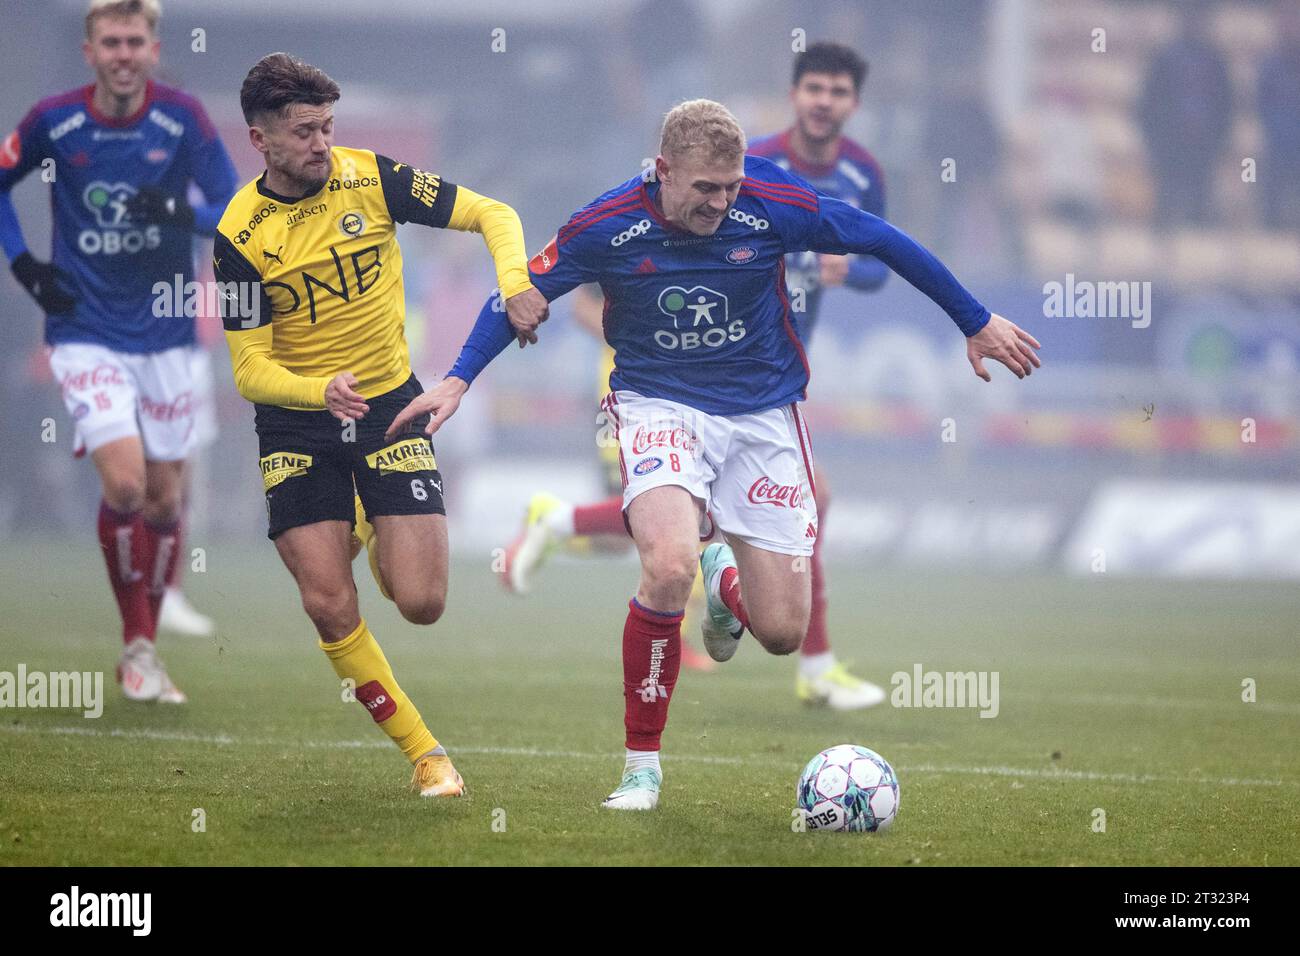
[1,537,1297,866]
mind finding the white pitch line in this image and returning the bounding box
[1048,694,1300,716]
[2,722,1295,788]
[905,763,1293,788]
[0,722,746,765]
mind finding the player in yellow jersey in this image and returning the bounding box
[214,53,547,798]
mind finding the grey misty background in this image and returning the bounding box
[1,0,1296,578]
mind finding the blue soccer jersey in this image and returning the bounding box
[449,155,988,417]
[0,81,237,353]
[748,128,888,340]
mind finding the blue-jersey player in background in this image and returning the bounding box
[0,0,236,704]
[388,98,1041,812]
[748,42,891,711]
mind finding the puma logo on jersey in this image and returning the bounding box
[263,246,283,265]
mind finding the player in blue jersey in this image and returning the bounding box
[748,42,889,710]
[0,0,237,703]
[389,99,1040,810]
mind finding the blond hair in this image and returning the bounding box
[86,0,160,38]
[659,99,746,163]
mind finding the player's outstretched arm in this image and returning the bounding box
[385,375,467,440]
[966,313,1041,381]
[798,195,1041,380]
[382,284,528,441]
[444,185,550,344]
[375,155,546,345]
[386,203,605,439]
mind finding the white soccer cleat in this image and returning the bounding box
[157,669,188,705]
[601,767,662,811]
[699,543,744,662]
[796,662,887,711]
[502,492,567,595]
[116,637,164,702]
[159,587,216,638]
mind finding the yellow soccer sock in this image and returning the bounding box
[321,619,438,763]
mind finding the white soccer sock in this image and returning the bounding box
[624,748,661,776]
[800,651,835,680]
[545,502,576,537]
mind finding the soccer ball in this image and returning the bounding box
[796,744,899,832]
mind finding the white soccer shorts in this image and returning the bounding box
[603,389,819,556]
[49,342,198,462]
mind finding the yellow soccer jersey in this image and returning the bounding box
[215,146,531,410]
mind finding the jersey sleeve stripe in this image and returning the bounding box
[743,182,815,203]
[740,183,818,212]
[561,185,641,223]
[558,195,642,242]
[558,189,642,239]
[743,176,817,202]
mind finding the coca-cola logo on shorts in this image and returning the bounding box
[631,424,698,457]
[60,363,126,397]
[139,391,194,423]
[748,476,804,509]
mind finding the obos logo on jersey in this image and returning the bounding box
[654,285,746,352]
[80,181,161,255]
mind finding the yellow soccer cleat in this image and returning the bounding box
[352,495,392,601]
[410,751,465,798]
[796,661,887,711]
[501,491,567,594]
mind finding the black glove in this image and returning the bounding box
[11,252,76,314]
[125,186,195,230]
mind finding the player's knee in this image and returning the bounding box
[750,614,807,656]
[397,589,445,626]
[757,628,803,656]
[101,473,146,513]
[300,587,357,637]
[641,549,697,608]
[144,485,182,523]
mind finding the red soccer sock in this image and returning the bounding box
[97,500,153,643]
[574,495,626,537]
[622,598,683,752]
[718,566,751,632]
[802,538,830,656]
[142,519,180,631]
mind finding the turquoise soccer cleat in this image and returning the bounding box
[699,542,744,662]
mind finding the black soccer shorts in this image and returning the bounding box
[253,374,445,539]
